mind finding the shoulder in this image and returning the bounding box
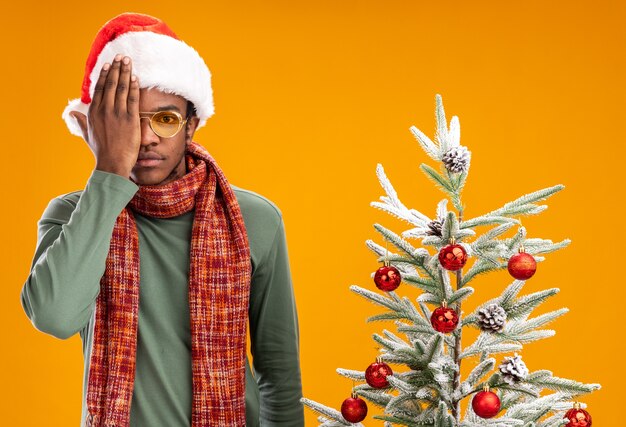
[232,185,283,231]
[231,185,285,263]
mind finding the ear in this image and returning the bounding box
[185,116,200,144]
[69,111,89,143]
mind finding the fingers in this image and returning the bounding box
[91,62,110,108]
[115,56,132,112]
[103,54,122,110]
[91,54,139,116]
[128,73,140,115]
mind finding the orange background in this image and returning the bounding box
[2,1,623,425]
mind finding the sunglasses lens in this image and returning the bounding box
[150,111,182,137]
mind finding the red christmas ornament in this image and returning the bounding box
[472,386,501,418]
[374,265,402,291]
[438,240,468,271]
[507,247,537,280]
[430,302,459,333]
[341,392,368,423]
[564,402,592,427]
[365,357,393,388]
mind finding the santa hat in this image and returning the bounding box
[62,12,214,137]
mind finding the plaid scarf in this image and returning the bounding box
[85,142,251,426]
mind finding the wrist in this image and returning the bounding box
[95,162,131,179]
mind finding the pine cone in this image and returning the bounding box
[499,354,529,384]
[477,303,507,332]
[442,145,471,173]
[426,218,443,237]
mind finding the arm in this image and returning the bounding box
[20,170,138,339]
[249,219,305,426]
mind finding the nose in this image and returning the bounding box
[139,117,160,146]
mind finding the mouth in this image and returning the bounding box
[135,158,163,167]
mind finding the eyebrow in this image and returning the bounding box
[153,105,182,113]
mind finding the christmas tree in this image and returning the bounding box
[301,95,600,427]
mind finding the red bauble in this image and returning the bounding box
[472,389,501,418]
[341,393,368,423]
[438,243,468,271]
[564,403,592,427]
[365,358,393,388]
[507,250,537,280]
[374,265,402,291]
[430,304,459,333]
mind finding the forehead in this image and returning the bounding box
[139,88,188,112]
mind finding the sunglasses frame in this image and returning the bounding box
[138,110,188,138]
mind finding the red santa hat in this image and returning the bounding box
[62,12,214,137]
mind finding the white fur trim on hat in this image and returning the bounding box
[62,98,90,138]
[62,31,214,137]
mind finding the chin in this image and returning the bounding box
[131,169,170,186]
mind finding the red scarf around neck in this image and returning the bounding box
[85,141,252,426]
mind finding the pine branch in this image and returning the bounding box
[368,311,416,323]
[504,393,570,424]
[439,268,454,302]
[368,239,427,277]
[521,239,571,255]
[435,94,450,153]
[462,398,526,427]
[447,170,466,212]
[539,416,569,427]
[387,374,420,395]
[507,288,560,319]
[374,414,432,427]
[447,287,474,305]
[460,259,504,287]
[525,370,601,395]
[402,274,440,294]
[373,224,432,272]
[386,392,423,415]
[372,163,431,227]
[434,401,456,427]
[317,418,356,427]
[357,389,393,409]
[423,334,444,366]
[499,280,526,309]
[300,398,351,426]
[472,223,516,249]
[484,185,564,218]
[350,285,405,312]
[460,215,520,229]
[459,358,496,398]
[421,163,455,193]
[441,211,460,243]
[508,309,569,335]
[410,125,440,161]
[336,368,366,381]
[461,334,523,359]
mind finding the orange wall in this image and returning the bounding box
[3,1,623,425]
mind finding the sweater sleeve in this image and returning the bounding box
[248,218,305,426]
[20,170,139,339]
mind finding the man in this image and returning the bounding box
[20,12,304,427]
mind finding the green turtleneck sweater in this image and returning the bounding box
[20,169,304,426]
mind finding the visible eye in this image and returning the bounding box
[155,112,179,125]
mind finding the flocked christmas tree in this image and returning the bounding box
[301,95,600,427]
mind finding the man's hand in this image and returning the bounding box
[71,54,141,178]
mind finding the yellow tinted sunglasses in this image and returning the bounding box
[139,110,188,138]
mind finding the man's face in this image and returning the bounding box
[131,88,198,186]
